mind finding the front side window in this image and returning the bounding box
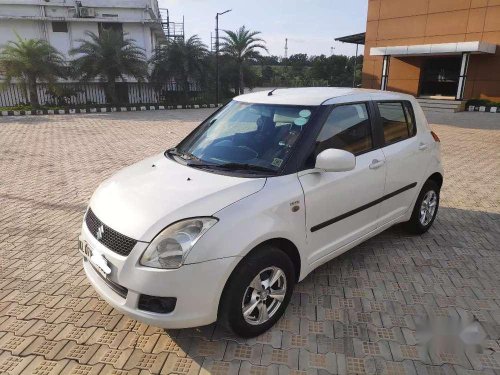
[378,101,415,145]
[315,103,373,156]
[173,101,316,174]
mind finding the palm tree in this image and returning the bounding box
[150,35,208,100]
[220,26,268,94]
[0,36,66,108]
[70,30,147,104]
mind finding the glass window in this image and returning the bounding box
[175,101,316,173]
[98,23,123,36]
[315,103,373,156]
[52,22,68,33]
[378,102,413,144]
[403,102,416,136]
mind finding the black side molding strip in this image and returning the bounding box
[310,182,418,233]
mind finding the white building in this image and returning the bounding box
[0,0,165,59]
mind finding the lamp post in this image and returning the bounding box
[352,43,359,88]
[216,9,231,105]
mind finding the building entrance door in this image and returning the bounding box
[419,56,462,98]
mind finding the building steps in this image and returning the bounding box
[417,98,466,113]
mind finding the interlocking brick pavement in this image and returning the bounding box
[0,110,499,374]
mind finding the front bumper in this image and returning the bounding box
[80,223,240,329]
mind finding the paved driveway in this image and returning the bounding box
[0,110,499,375]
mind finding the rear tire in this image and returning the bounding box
[219,246,295,338]
[405,180,440,234]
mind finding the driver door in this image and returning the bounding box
[299,103,386,266]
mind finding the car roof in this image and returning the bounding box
[233,87,414,106]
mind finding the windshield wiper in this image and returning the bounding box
[166,148,201,162]
[185,161,218,169]
[166,148,183,158]
[187,161,276,174]
[215,163,277,174]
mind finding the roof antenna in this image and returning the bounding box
[268,88,278,96]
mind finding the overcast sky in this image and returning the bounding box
[157,0,368,57]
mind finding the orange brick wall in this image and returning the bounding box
[362,0,500,101]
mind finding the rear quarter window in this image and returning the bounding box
[403,101,417,137]
[377,101,416,145]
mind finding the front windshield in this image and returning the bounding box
[174,101,316,173]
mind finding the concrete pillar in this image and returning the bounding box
[456,52,470,100]
[381,55,390,91]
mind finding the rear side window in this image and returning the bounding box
[315,103,373,156]
[377,101,416,145]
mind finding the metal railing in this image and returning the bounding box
[0,82,210,108]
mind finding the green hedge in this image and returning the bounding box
[0,104,67,111]
[466,98,500,107]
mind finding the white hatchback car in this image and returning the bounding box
[79,88,443,337]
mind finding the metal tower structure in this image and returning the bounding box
[160,8,184,41]
[210,32,217,53]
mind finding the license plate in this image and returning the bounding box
[79,239,109,278]
[78,239,92,258]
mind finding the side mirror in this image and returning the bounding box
[315,149,356,172]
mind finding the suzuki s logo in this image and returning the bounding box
[96,225,104,240]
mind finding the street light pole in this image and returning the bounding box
[352,43,359,88]
[215,9,231,105]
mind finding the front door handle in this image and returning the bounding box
[418,142,428,151]
[369,159,385,170]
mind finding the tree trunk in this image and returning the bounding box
[107,79,117,104]
[238,63,244,95]
[28,77,39,108]
[183,76,190,104]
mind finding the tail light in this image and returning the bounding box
[431,131,440,142]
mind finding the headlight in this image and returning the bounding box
[140,217,218,269]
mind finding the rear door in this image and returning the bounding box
[375,101,429,223]
[299,102,386,266]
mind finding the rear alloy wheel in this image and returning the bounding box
[406,180,440,234]
[419,190,438,226]
[219,246,295,337]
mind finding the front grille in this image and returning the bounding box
[85,208,137,256]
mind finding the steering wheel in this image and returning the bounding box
[233,133,261,156]
[203,143,259,163]
[235,145,259,159]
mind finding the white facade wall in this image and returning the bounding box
[65,22,100,53]
[0,20,40,46]
[0,0,163,59]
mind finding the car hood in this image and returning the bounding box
[89,153,266,241]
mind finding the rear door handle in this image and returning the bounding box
[418,143,428,151]
[369,159,385,170]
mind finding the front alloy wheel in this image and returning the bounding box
[219,246,295,337]
[242,267,287,325]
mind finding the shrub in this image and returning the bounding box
[466,98,500,107]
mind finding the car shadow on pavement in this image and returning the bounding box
[157,206,499,372]
[0,192,88,213]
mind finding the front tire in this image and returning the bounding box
[219,246,295,338]
[405,180,440,234]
